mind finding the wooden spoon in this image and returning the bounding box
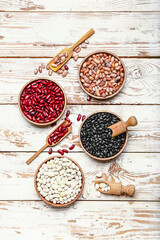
[26,120,72,165]
[108,116,138,137]
[93,173,135,197]
[48,28,95,72]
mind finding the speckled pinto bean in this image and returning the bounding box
[80,52,125,98]
[51,52,68,68]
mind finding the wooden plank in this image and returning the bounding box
[0,201,159,239]
[0,12,159,57]
[0,0,160,12]
[0,152,159,201]
[0,105,159,152]
[0,58,160,105]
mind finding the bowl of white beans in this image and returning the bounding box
[35,156,84,207]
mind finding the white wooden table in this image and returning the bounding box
[0,1,160,239]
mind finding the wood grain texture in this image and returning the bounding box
[0,201,159,239]
[0,0,160,11]
[0,12,159,57]
[0,58,160,105]
[0,105,159,152]
[0,152,159,201]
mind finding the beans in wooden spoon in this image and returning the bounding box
[48,28,95,72]
[26,120,72,165]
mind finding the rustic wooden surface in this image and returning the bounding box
[0,1,160,239]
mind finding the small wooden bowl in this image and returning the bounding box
[79,111,128,161]
[78,51,126,100]
[34,156,85,207]
[18,78,66,127]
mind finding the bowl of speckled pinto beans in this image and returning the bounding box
[78,51,126,100]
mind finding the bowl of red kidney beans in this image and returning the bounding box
[19,78,66,126]
[79,51,126,100]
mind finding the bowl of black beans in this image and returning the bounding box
[79,111,128,161]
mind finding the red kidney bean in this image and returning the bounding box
[87,96,91,101]
[66,110,70,117]
[20,79,65,124]
[48,138,52,145]
[58,125,62,132]
[66,122,72,127]
[65,117,70,122]
[48,148,52,154]
[62,149,68,153]
[82,115,86,121]
[58,149,64,155]
[69,144,75,150]
[65,65,69,70]
[77,114,81,121]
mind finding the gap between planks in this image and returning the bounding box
[0,200,159,202]
[0,56,160,59]
[0,151,160,153]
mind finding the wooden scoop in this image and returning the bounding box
[93,173,135,197]
[26,120,72,165]
[108,116,138,137]
[48,28,95,72]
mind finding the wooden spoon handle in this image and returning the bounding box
[71,28,95,50]
[26,143,48,165]
[125,116,138,127]
[108,116,138,137]
[122,185,135,197]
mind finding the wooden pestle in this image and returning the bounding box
[108,116,138,137]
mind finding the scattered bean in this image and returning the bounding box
[62,149,68,153]
[48,69,53,76]
[85,40,89,44]
[58,149,64,155]
[69,144,75,150]
[48,148,52,154]
[87,96,92,101]
[77,114,81,121]
[74,54,79,61]
[81,44,87,48]
[62,70,68,78]
[39,66,42,73]
[46,64,50,70]
[34,69,38,75]
[65,65,69,70]
[82,115,86,121]
[66,110,70,117]
[41,63,45,69]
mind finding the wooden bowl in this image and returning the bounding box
[78,51,126,100]
[18,78,66,126]
[34,156,85,207]
[79,111,128,161]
